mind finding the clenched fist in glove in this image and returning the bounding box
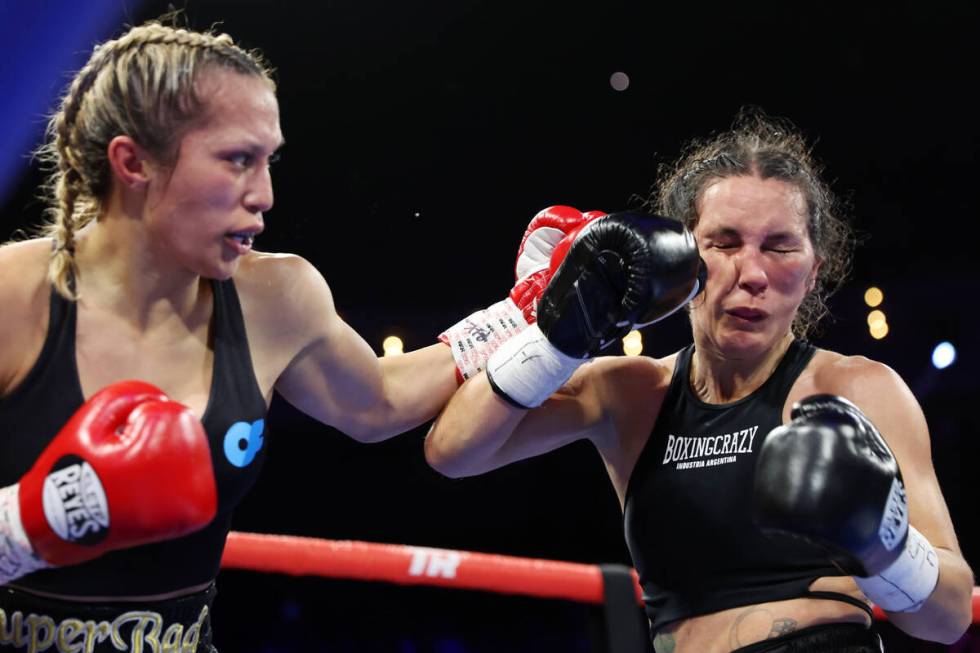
[486,212,706,409]
[0,380,217,583]
[439,206,605,382]
[753,395,940,612]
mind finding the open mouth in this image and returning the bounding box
[225,231,256,253]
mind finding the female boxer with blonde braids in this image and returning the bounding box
[0,18,586,652]
[426,111,974,651]
[0,18,621,650]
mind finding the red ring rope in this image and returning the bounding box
[221,531,980,624]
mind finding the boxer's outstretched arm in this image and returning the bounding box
[428,212,702,476]
[266,205,603,442]
[270,255,456,442]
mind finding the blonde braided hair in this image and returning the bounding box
[34,20,274,298]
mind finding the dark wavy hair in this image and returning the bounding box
[652,108,854,340]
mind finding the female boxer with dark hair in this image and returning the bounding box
[425,111,974,652]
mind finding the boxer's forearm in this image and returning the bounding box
[369,343,459,438]
[886,547,974,644]
[425,373,527,478]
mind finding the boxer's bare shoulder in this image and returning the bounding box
[788,348,902,419]
[0,238,57,397]
[232,251,339,396]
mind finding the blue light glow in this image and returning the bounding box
[931,342,956,370]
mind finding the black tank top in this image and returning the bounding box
[0,279,269,596]
[623,341,869,632]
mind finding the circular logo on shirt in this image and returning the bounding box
[42,455,110,545]
[223,419,265,468]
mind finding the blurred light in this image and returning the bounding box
[867,310,886,329]
[932,342,956,369]
[869,320,889,340]
[623,330,643,356]
[383,335,404,356]
[610,71,630,91]
[864,287,884,307]
[414,211,421,218]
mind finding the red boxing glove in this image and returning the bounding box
[508,207,605,324]
[440,206,605,382]
[5,380,217,573]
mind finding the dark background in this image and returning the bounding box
[2,1,978,651]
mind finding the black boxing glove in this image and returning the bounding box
[753,395,939,612]
[539,212,705,357]
[486,213,704,408]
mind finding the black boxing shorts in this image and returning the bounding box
[731,622,883,652]
[0,583,216,653]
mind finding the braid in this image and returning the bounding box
[34,19,274,300]
[46,168,82,296]
[37,43,114,298]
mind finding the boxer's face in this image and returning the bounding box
[690,174,819,358]
[142,69,282,279]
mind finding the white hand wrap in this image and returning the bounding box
[440,298,529,382]
[0,483,48,583]
[855,524,940,612]
[485,324,584,408]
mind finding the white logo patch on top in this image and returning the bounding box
[662,425,759,470]
[42,457,110,544]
